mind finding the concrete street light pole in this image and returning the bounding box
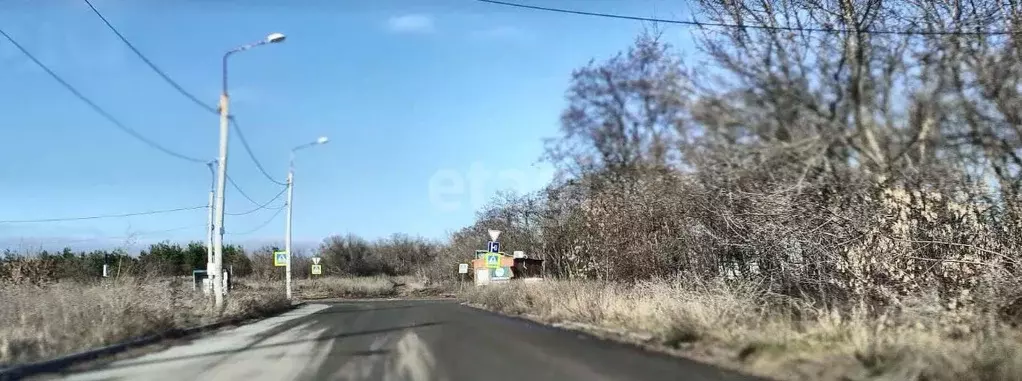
[206,160,216,294]
[212,32,286,309]
[285,136,329,300]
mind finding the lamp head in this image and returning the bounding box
[266,33,286,44]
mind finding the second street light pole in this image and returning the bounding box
[212,32,287,309]
[284,158,294,300]
[206,160,216,294]
[285,136,329,300]
[212,73,230,308]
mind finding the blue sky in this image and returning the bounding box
[0,0,692,252]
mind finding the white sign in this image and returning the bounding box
[488,229,501,241]
[513,251,525,258]
[475,268,490,285]
[311,257,321,265]
[458,263,469,274]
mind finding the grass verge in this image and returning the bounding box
[0,276,291,367]
[296,276,398,299]
[462,278,1022,381]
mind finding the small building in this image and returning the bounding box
[511,257,544,279]
[471,250,515,285]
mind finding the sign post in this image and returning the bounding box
[311,256,322,276]
[458,263,468,290]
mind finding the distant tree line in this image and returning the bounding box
[0,233,442,284]
[0,242,249,284]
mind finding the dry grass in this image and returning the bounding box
[294,275,446,300]
[0,276,291,367]
[463,278,1022,381]
[295,276,400,299]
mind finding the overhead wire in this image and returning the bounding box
[0,27,206,164]
[226,186,287,216]
[55,225,204,244]
[226,206,285,236]
[226,174,287,210]
[1,24,281,227]
[0,206,206,224]
[230,116,289,186]
[83,0,288,186]
[474,0,1018,36]
[82,0,215,114]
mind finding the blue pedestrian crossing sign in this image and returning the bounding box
[484,253,501,269]
[273,251,287,267]
[487,241,500,253]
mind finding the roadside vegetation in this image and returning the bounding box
[0,237,436,367]
[448,0,1022,379]
[6,0,1022,379]
[0,275,290,367]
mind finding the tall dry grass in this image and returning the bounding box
[293,275,436,299]
[295,276,398,299]
[0,276,290,367]
[463,279,1022,381]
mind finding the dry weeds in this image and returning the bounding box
[295,276,400,299]
[0,276,290,367]
[463,279,1022,381]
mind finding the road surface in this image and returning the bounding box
[53,299,763,381]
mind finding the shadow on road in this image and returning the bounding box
[306,303,429,316]
[77,321,445,373]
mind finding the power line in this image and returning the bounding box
[227,206,284,235]
[226,174,287,208]
[226,186,287,216]
[55,225,203,244]
[0,27,206,164]
[0,206,206,224]
[82,0,216,114]
[475,0,1016,36]
[231,117,289,186]
[81,0,288,185]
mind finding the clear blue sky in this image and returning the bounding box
[0,0,692,252]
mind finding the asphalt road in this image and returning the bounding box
[53,299,764,381]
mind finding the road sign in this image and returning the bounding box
[487,241,500,253]
[484,253,500,269]
[311,264,322,275]
[458,263,469,274]
[493,267,509,279]
[273,251,287,267]
[311,257,321,265]
[488,229,501,241]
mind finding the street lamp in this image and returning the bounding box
[206,160,216,295]
[284,136,329,300]
[211,33,286,309]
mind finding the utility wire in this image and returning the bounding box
[226,174,286,209]
[82,0,288,186]
[226,186,287,216]
[0,206,206,224]
[82,0,216,114]
[475,0,1017,36]
[226,207,284,235]
[231,116,289,186]
[0,27,206,163]
[57,225,203,244]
